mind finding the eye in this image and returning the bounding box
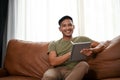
[68,23,73,26]
[62,24,66,27]
[61,24,66,27]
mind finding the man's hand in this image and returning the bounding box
[68,52,71,56]
[80,48,93,56]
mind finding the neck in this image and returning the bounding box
[63,36,72,41]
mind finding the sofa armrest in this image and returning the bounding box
[0,68,9,77]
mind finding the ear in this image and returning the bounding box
[73,25,75,29]
[59,26,62,32]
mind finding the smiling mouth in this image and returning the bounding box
[66,31,71,33]
[65,30,73,34]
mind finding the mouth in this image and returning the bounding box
[66,30,71,33]
[64,30,73,35]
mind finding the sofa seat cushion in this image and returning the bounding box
[87,35,120,79]
[101,78,120,80]
[4,40,51,79]
[0,76,40,80]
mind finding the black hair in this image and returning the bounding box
[58,15,73,26]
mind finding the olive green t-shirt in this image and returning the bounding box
[48,36,93,69]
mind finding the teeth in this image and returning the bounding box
[66,31,70,33]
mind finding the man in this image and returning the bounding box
[42,15,107,80]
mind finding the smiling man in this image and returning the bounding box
[41,15,106,80]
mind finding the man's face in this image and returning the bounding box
[59,19,74,37]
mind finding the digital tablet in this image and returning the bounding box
[70,41,91,61]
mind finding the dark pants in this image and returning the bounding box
[42,61,89,80]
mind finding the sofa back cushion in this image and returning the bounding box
[87,35,120,79]
[4,39,51,79]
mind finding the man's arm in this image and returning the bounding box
[48,51,71,66]
[91,40,110,53]
[81,40,110,56]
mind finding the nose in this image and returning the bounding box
[66,25,71,29]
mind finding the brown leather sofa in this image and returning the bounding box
[0,35,120,80]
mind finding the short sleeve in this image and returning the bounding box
[48,41,56,53]
[74,36,93,42]
[83,36,93,42]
